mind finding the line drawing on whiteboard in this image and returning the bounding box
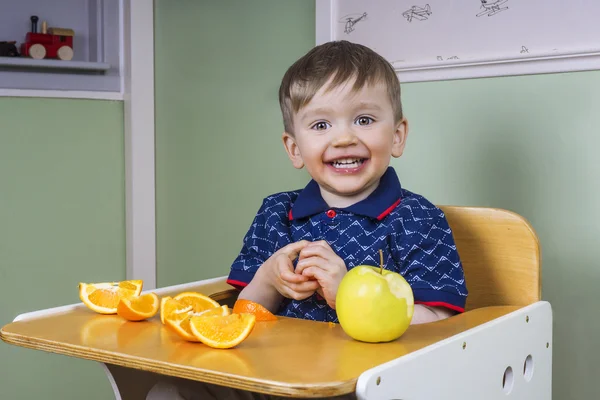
[339,12,368,34]
[437,56,460,61]
[476,0,509,17]
[520,46,529,54]
[402,4,432,22]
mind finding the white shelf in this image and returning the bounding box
[0,88,123,100]
[0,0,123,97]
[0,57,110,72]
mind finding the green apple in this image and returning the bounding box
[336,264,414,343]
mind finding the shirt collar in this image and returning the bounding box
[290,167,402,221]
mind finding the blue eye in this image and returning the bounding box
[355,116,374,126]
[311,121,331,131]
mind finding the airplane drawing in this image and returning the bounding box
[402,4,432,22]
[476,0,509,17]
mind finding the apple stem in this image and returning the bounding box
[379,249,384,274]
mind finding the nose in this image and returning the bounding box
[331,131,359,147]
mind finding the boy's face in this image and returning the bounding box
[283,78,408,206]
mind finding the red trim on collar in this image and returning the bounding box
[376,198,401,220]
[226,279,248,290]
[415,301,465,313]
[288,209,293,220]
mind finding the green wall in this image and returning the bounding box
[154,0,315,287]
[0,98,124,399]
[154,1,599,399]
[398,71,600,399]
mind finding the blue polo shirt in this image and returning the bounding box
[227,167,468,323]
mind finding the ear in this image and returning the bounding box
[391,118,409,158]
[282,132,304,169]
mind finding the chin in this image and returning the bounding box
[328,182,374,197]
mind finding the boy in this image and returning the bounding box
[227,40,467,324]
[148,40,467,400]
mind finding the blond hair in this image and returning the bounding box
[278,40,403,134]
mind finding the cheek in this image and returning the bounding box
[296,138,326,161]
[363,132,394,153]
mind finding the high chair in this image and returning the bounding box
[0,206,552,399]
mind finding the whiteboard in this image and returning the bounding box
[316,0,600,82]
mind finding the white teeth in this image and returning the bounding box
[332,158,364,168]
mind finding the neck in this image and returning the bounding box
[320,180,380,209]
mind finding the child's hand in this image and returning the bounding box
[256,240,320,301]
[295,241,347,309]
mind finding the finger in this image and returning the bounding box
[304,240,332,252]
[278,278,318,300]
[279,264,308,283]
[282,288,316,301]
[312,240,333,250]
[301,266,328,282]
[316,287,324,298]
[299,245,330,261]
[295,256,330,275]
[280,240,311,260]
[299,243,338,261]
[282,279,320,293]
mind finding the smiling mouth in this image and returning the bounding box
[329,158,366,169]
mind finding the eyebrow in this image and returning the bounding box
[298,107,335,123]
[299,102,383,123]
[356,102,383,111]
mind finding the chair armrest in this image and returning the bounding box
[356,301,553,400]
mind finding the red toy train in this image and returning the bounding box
[20,15,74,61]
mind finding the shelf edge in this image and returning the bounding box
[0,58,111,71]
[0,88,124,100]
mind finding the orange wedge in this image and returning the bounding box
[117,292,159,321]
[173,291,220,313]
[198,304,231,317]
[165,313,200,342]
[160,296,192,324]
[79,280,143,314]
[232,299,277,321]
[165,305,230,342]
[189,313,256,349]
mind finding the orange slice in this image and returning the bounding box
[232,299,277,321]
[197,304,231,317]
[189,313,256,349]
[173,291,220,313]
[165,305,230,342]
[165,313,200,342]
[79,280,143,314]
[160,296,192,324]
[117,292,159,321]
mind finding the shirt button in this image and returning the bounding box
[326,209,336,218]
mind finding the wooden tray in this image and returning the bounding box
[0,278,519,398]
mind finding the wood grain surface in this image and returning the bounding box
[1,295,519,397]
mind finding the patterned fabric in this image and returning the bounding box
[227,167,468,323]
